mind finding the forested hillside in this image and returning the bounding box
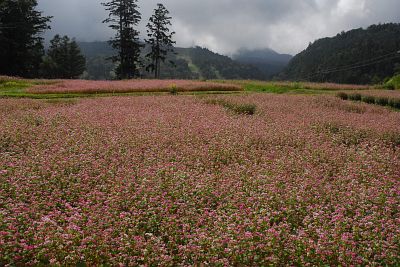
[281,23,400,84]
[78,42,281,80]
[233,48,292,78]
[175,47,264,80]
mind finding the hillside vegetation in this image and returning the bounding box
[281,23,400,84]
[233,48,292,78]
[78,43,288,80]
[385,74,400,89]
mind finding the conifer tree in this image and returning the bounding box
[145,3,175,79]
[40,35,86,79]
[0,0,52,77]
[102,0,143,79]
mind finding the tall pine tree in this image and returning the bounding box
[102,0,143,79]
[0,0,51,77]
[145,3,175,79]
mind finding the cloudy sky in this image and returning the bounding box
[37,0,400,56]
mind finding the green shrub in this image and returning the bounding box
[340,129,368,147]
[348,93,362,101]
[323,122,341,134]
[383,83,395,90]
[382,131,400,149]
[343,104,366,114]
[205,98,227,106]
[0,133,13,153]
[322,122,368,147]
[384,74,400,90]
[231,104,257,115]
[291,82,303,89]
[169,84,178,95]
[205,98,257,115]
[388,98,400,109]
[375,97,389,106]
[362,95,375,104]
[336,92,348,100]
[5,81,18,87]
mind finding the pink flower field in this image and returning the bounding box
[26,79,242,94]
[271,81,371,90]
[350,89,400,98]
[0,94,399,265]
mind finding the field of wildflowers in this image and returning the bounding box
[27,79,242,94]
[263,81,371,90]
[233,80,371,93]
[350,89,400,99]
[337,90,400,109]
[0,94,399,265]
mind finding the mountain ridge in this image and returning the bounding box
[280,23,400,84]
[77,41,291,80]
[232,48,292,77]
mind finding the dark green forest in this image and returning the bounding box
[79,43,277,80]
[0,0,51,77]
[281,23,400,84]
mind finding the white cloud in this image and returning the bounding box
[335,0,367,17]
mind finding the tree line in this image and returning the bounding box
[80,44,269,80]
[0,0,175,80]
[280,23,400,84]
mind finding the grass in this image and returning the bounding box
[0,77,61,99]
[348,93,362,101]
[337,92,348,100]
[219,80,370,95]
[244,83,294,94]
[0,79,34,94]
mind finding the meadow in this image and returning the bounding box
[0,76,377,98]
[0,77,242,98]
[0,88,399,265]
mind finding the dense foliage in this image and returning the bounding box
[145,4,175,79]
[78,43,267,80]
[78,42,116,80]
[40,35,86,79]
[186,47,265,80]
[385,74,400,89]
[0,0,51,77]
[281,23,400,84]
[233,48,292,78]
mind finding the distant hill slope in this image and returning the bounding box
[232,48,292,77]
[174,47,265,80]
[77,42,278,80]
[280,23,400,84]
[78,41,115,58]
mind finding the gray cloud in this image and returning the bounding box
[37,0,400,55]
